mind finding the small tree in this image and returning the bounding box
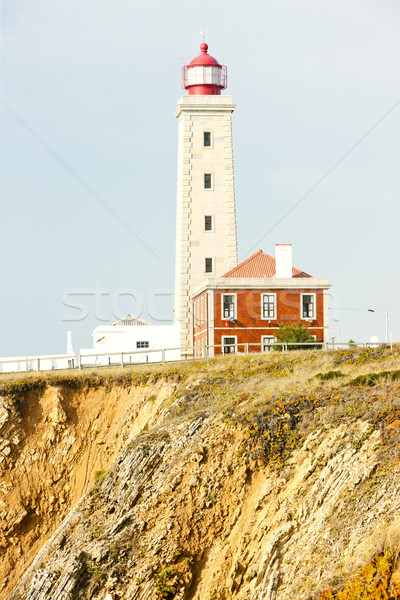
[274,322,317,351]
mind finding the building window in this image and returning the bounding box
[262,336,275,352]
[204,173,212,189]
[205,258,213,273]
[262,294,276,319]
[302,294,315,319]
[222,336,236,354]
[222,294,235,319]
[204,215,213,231]
[203,131,211,147]
[136,341,149,349]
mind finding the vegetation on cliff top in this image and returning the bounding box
[2,346,400,474]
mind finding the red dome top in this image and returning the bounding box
[181,43,227,95]
[188,43,221,68]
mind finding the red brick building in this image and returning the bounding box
[192,245,330,356]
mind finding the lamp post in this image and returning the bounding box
[368,309,388,344]
[330,330,341,347]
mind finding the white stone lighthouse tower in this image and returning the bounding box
[174,43,238,351]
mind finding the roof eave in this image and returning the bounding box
[191,277,331,298]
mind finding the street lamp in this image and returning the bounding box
[368,309,388,344]
[330,329,341,347]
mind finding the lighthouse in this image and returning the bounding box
[174,43,238,353]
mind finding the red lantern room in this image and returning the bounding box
[182,43,227,95]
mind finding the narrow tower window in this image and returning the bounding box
[204,216,212,231]
[205,258,213,273]
[204,173,212,189]
[203,131,211,147]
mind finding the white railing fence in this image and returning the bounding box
[0,340,396,375]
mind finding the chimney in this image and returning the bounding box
[275,244,292,278]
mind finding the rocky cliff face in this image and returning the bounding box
[0,375,177,598]
[3,349,400,599]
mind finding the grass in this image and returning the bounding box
[3,346,400,472]
[122,346,399,470]
[1,347,400,433]
[0,367,181,406]
[348,370,400,387]
[1,347,399,411]
[0,361,184,385]
[1,344,398,384]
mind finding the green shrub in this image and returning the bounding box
[314,371,345,381]
[94,469,109,481]
[348,370,400,387]
[274,323,319,351]
[154,567,178,596]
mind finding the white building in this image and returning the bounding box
[80,315,181,365]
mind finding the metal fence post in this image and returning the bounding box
[121,353,124,367]
[245,343,249,354]
[162,349,165,364]
[37,358,40,372]
[78,354,82,369]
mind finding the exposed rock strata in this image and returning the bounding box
[9,411,399,599]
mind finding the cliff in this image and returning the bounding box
[2,348,400,599]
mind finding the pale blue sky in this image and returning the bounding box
[1,0,399,355]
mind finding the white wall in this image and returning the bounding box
[0,326,182,373]
[174,95,238,349]
[275,244,293,278]
[81,324,181,366]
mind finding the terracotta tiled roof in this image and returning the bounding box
[222,250,311,278]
